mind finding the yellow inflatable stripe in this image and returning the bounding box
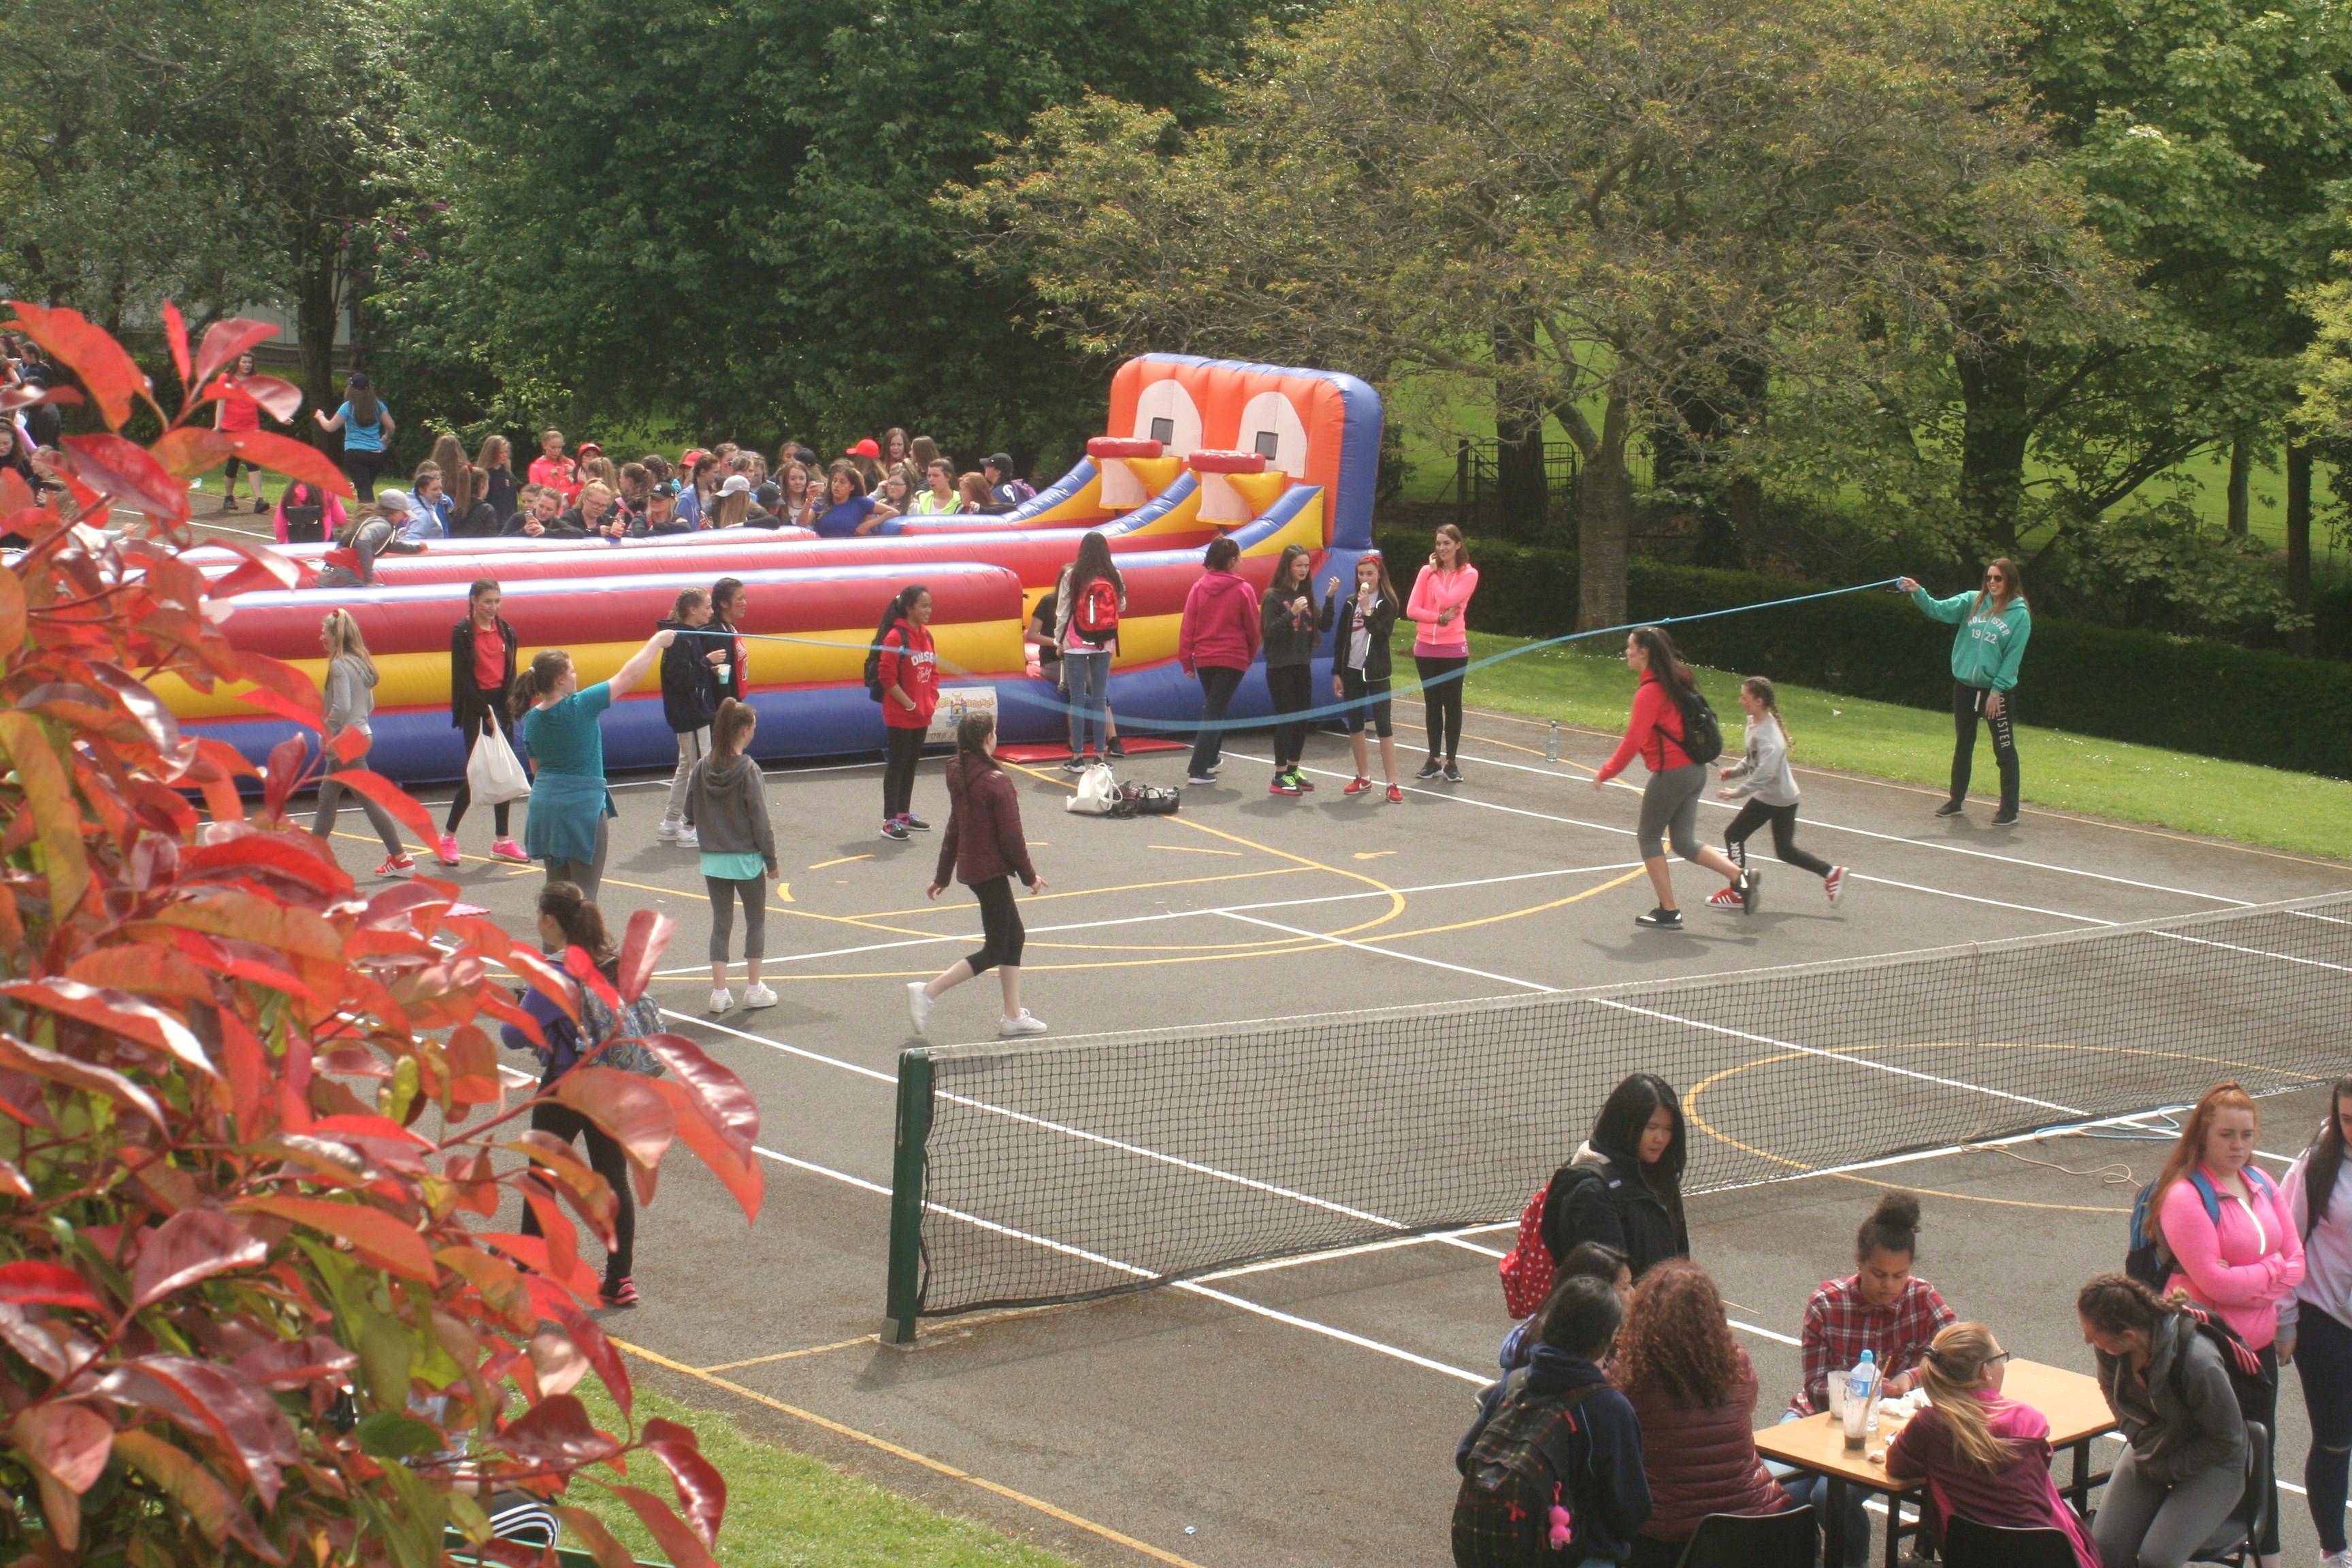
[1029,468,1107,525]
[1237,489,1324,557]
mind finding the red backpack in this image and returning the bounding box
[1498,1186,1554,1318]
[1073,576,1119,638]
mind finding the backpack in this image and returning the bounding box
[1073,576,1120,640]
[2127,1166,2276,1290]
[1065,761,1118,815]
[576,985,669,1079]
[2164,1300,2275,1428]
[1110,782,1180,819]
[281,503,325,544]
[1498,1187,1555,1319]
[1452,1377,1601,1566]
[863,622,900,704]
[1672,683,1724,766]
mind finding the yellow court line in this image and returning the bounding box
[808,854,873,869]
[1371,868,1648,941]
[737,941,1333,981]
[590,872,937,940]
[1148,844,1243,855]
[700,1335,876,1373]
[611,1339,1208,1568]
[849,866,1310,919]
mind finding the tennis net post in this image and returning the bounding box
[884,1047,934,1345]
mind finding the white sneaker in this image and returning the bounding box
[998,1011,1048,1037]
[657,819,680,841]
[1825,866,1848,906]
[677,825,700,849]
[906,982,933,1039]
[2321,1551,2350,1568]
[708,988,731,1013]
[744,981,777,1008]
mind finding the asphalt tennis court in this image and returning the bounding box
[352,700,2352,1567]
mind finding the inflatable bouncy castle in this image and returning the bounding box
[180,355,1384,780]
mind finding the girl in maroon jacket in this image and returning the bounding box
[909,713,1049,1039]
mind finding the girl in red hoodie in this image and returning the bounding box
[1593,625,1752,930]
[1177,536,1263,787]
[875,584,938,841]
[910,713,1049,1039]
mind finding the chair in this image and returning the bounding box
[2191,1419,2271,1567]
[1673,1507,1819,1568]
[1943,1513,2083,1568]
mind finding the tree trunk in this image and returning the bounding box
[1578,397,1636,631]
[2226,434,2251,536]
[295,233,342,450]
[1492,407,1547,538]
[1955,338,2033,550]
[2287,442,2313,655]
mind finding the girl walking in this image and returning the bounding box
[310,610,412,877]
[1594,626,1752,930]
[2283,1075,2352,1567]
[875,584,938,841]
[1177,536,1262,786]
[1407,523,1477,781]
[213,350,268,514]
[1320,552,1403,802]
[312,372,394,501]
[439,579,529,867]
[1900,558,2031,825]
[909,713,1048,1040]
[513,627,677,902]
[687,699,779,1015]
[1054,532,1124,770]
[1708,676,1847,910]
[1261,542,1319,796]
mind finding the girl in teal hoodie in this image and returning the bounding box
[1899,557,2029,825]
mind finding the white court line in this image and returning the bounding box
[1846,873,2112,927]
[1218,911,1559,994]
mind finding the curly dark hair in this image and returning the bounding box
[1612,1258,1741,1409]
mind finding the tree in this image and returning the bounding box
[0,304,760,1565]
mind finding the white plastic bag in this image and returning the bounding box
[1065,760,1117,815]
[467,720,532,806]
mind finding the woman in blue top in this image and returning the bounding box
[1899,557,2031,826]
[813,459,901,538]
[312,371,395,502]
[511,627,676,901]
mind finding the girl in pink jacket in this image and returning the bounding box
[2155,1081,2302,1563]
[1405,524,1478,783]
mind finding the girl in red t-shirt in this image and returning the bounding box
[875,585,938,840]
[212,350,268,514]
[1593,625,1752,930]
[527,427,580,502]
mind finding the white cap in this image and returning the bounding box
[718,475,751,496]
[376,488,412,514]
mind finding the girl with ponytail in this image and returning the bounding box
[2284,1077,2352,1561]
[512,629,678,902]
[1709,675,1847,910]
[1886,1323,2097,1567]
[908,713,1049,1041]
[685,698,778,1015]
[2078,1271,2249,1568]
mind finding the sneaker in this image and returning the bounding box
[252,497,270,516]
[1385,783,1403,804]
[1288,771,1316,793]
[1635,906,1684,930]
[998,1011,1049,1037]
[708,988,731,1013]
[217,493,241,514]
[490,837,529,864]
[1343,775,1372,795]
[434,833,461,867]
[676,825,700,848]
[1060,756,1088,774]
[1934,800,1965,818]
[600,1277,639,1309]
[657,819,679,841]
[1269,777,1301,797]
[901,813,931,832]
[374,854,416,877]
[906,982,934,1039]
[1416,757,1443,780]
[745,981,777,1008]
[1441,761,1463,783]
[881,819,910,841]
[1107,736,1126,758]
[1737,869,1760,916]
[1991,808,2019,826]
[2321,1550,2350,1568]
[1188,774,1219,787]
[1825,866,1848,906]
[1706,886,1744,910]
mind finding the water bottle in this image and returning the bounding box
[1842,1350,1877,1448]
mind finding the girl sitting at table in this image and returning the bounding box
[2078,1272,2247,1568]
[1885,1322,2098,1568]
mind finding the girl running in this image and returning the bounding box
[1708,676,1846,910]
[1261,543,1319,796]
[1054,531,1124,771]
[312,372,393,501]
[1407,523,1478,782]
[439,579,528,866]
[1320,552,1403,801]
[875,583,938,841]
[310,610,412,877]
[687,698,778,1015]
[909,713,1048,1040]
[1899,558,2031,826]
[1594,626,1752,930]
[513,628,677,902]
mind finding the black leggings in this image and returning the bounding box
[965,876,1024,975]
[1267,663,1313,772]
[1950,683,2019,812]
[342,451,383,503]
[1416,653,1467,758]
[1722,799,1833,877]
[223,455,258,486]
[520,1090,634,1292]
[706,876,766,964]
[883,726,925,820]
[445,700,517,836]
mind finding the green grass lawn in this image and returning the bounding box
[563,1381,1081,1567]
[1420,627,2352,860]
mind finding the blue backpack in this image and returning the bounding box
[2127,1166,2276,1289]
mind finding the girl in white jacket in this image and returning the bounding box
[1707,678,1847,911]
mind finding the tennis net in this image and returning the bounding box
[884,890,2352,1338]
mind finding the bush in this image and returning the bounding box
[1377,530,2352,779]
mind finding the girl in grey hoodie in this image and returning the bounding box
[685,698,779,1014]
[1708,676,1846,913]
[310,610,412,875]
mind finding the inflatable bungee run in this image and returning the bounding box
[180,355,1384,781]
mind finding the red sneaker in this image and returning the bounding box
[600,1277,639,1308]
[1343,776,1372,795]
[375,855,416,878]
[1385,783,1404,804]
[1269,777,1301,797]
[1705,886,1744,910]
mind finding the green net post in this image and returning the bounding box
[884,1048,934,1346]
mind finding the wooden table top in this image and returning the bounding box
[1752,1358,2116,1490]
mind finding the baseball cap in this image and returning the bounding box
[651,480,680,500]
[376,488,412,514]
[846,438,881,459]
[983,452,1014,471]
[718,475,751,496]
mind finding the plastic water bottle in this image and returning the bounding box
[1841,1350,1878,1448]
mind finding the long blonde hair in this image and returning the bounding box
[321,609,374,676]
[1916,1322,2013,1474]
[712,697,757,761]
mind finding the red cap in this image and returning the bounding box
[846,438,882,459]
[577,440,603,457]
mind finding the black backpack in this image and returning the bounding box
[1673,683,1724,766]
[2165,1301,2276,1420]
[1111,782,1180,818]
[1453,1376,1600,1566]
[280,503,325,544]
[864,622,898,704]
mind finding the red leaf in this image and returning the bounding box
[554,1506,638,1568]
[479,1232,600,1301]
[233,1335,356,1390]
[12,1401,113,1493]
[151,427,234,479]
[521,1186,582,1288]
[324,768,435,849]
[130,1208,268,1310]
[330,724,372,762]
[0,710,91,920]
[0,1032,165,1129]
[606,1482,721,1568]
[262,734,309,821]
[94,1354,298,1509]
[641,1418,726,1545]
[191,318,278,394]
[189,536,299,593]
[219,1011,269,1139]
[228,1195,435,1283]
[232,650,323,725]
[181,832,351,899]
[563,945,623,1015]
[505,949,579,1026]
[208,374,303,425]
[60,434,189,523]
[491,1393,621,1469]
[615,910,676,1004]
[648,1079,765,1224]
[0,1260,105,1312]
[552,1068,674,1171]
[85,662,182,757]
[222,431,352,499]
[10,303,154,430]
[161,301,192,385]
[233,684,323,729]
[544,1292,631,1418]
[0,979,216,1078]
[0,382,81,415]
[642,1036,759,1162]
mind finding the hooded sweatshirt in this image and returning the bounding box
[1177,568,1262,673]
[684,751,777,872]
[322,654,379,738]
[1457,1344,1651,1564]
[1911,586,2031,692]
[2092,1310,2246,1486]
[1261,577,1322,668]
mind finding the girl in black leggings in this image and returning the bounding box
[1261,544,1320,796]
[1708,677,1848,911]
[1407,525,1479,782]
[909,714,1049,1039]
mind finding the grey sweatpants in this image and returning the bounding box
[1637,763,1708,861]
[664,726,710,826]
[2092,1446,2242,1568]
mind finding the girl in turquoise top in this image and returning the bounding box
[312,370,395,502]
[1899,557,2030,826]
[512,628,676,902]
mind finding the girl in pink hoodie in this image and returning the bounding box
[1177,536,1262,786]
[1406,524,1478,782]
